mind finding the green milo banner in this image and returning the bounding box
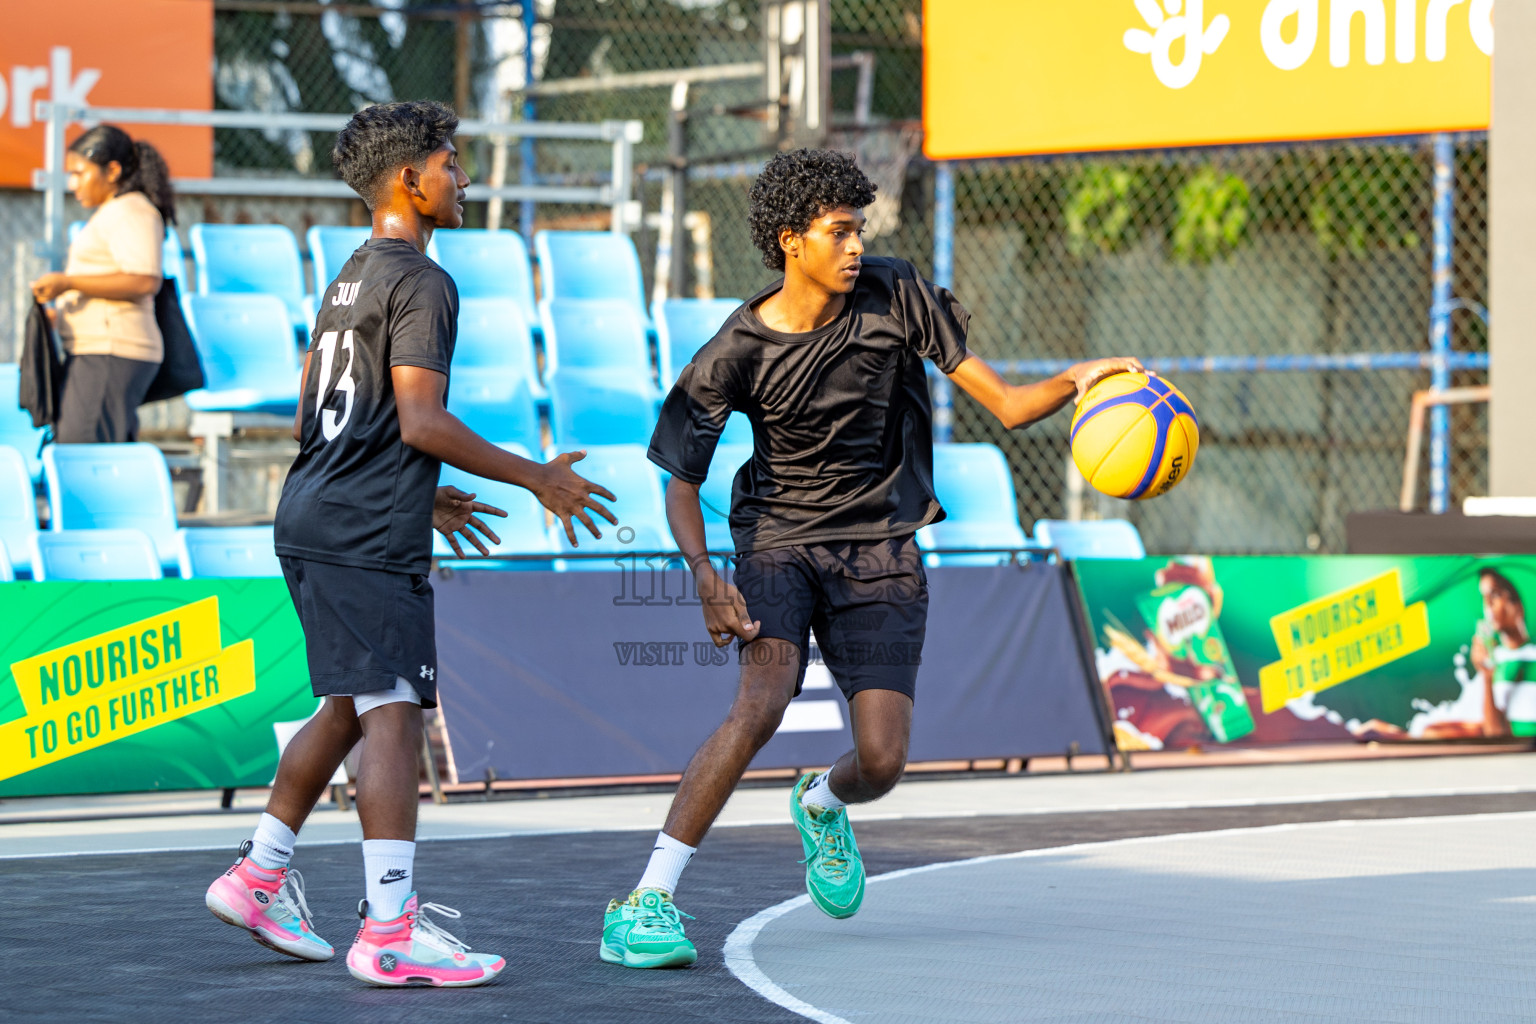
[1073,556,1536,752]
[0,579,317,797]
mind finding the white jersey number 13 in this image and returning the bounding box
[314,329,357,441]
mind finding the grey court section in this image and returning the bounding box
[11,794,1536,1024]
[739,812,1536,1024]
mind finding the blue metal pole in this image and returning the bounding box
[1429,134,1454,513]
[990,351,1488,376]
[519,0,538,241]
[932,161,956,443]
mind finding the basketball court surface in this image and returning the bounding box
[10,754,1536,1023]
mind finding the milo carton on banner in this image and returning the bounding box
[1135,577,1254,743]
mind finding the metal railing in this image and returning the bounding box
[31,102,644,272]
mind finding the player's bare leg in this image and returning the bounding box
[788,685,911,920]
[205,697,360,961]
[602,638,799,969]
[823,688,913,804]
[344,698,504,986]
[661,637,801,846]
[264,696,362,831]
[353,701,423,841]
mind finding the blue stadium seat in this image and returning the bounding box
[0,553,11,583]
[426,230,539,330]
[547,375,658,450]
[32,529,163,581]
[306,225,372,295]
[1033,518,1147,560]
[447,298,544,451]
[0,445,38,577]
[550,444,669,567]
[455,297,543,392]
[182,294,302,414]
[189,223,309,332]
[534,230,647,314]
[655,297,742,384]
[0,364,46,483]
[917,443,1031,565]
[433,444,557,569]
[44,443,180,572]
[449,389,542,453]
[177,526,281,578]
[697,443,751,554]
[719,413,753,446]
[162,229,190,298]
[541,298,657,386]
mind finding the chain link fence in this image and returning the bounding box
[944,139,1490,555]
[0,2,1489,552]
[0,192,46,363]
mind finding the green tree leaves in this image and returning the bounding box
[1172,168,1251,263]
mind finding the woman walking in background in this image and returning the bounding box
[30,125,176,443]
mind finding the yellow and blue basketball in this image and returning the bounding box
[1070,372,1199,500]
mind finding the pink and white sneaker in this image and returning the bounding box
[205,841,334,962]
[346,894,505,988]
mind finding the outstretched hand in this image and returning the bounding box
[1069,357,1145,402]
[534,450,619,546]
[433,485,507,558]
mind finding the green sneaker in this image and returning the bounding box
[790,771,865,919]
[600,889,698,969]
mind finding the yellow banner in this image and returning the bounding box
[1258,569,1430,712]
[924,0,1492,159]
[0,596,257,782]
[1268,570,1401,657]
[9,596,222,716]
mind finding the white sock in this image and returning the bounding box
[362,839,416,919]
[635,831,695,897]
[801,771,846,814]
[249,813,296,870]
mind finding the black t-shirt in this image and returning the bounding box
[647,256,970,553]
[274,237,457,574]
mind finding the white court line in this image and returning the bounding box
[721,810,1536,1024]
[6,780,1536,860]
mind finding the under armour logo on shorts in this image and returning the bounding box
[420,666,435,681]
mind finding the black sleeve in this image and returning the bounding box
[895,261,970,373]
[388,268,458,374]
[648,357,737,485]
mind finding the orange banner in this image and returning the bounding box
[0,0,213,188]
[924,0,1492,159]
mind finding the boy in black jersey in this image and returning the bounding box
[601,149,1142,968]
[204,101,615,988]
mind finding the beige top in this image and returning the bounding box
[56,191,164,363]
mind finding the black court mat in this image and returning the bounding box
[11,790,1536,1023]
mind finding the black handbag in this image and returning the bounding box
[18,299,65,428]
[143,276,205,405]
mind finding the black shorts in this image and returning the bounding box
[279,556,439,708]
[733,535,928,701]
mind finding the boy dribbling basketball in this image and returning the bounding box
[601,148,1142,967]
[203,100,616,988]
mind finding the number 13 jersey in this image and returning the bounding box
[275,237,458,574]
